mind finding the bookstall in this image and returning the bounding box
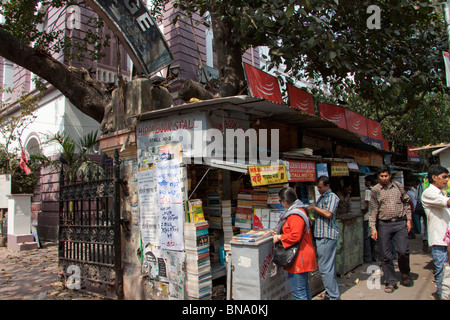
[132,96,388,300]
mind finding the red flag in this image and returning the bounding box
[19,150,32,175]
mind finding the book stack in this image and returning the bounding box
[252,186,268,208]
[222,200,234,251]
[267,184,288,210]
[185,199,206,223]
[184,220,212,300]
[231,229,273,243]
[235,189,253,231]
[206,192,222,229]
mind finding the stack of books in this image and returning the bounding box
[252,186,268,208]
[184,220,212,300]
[185,199,206,223]
[222,200,234,251]
[232,229,273,243]
[267,184,288,210]
[206,192,222,229]
[235,189,253,231]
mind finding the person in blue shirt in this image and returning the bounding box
[307,175,341,300]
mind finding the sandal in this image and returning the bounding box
[384,285,396,293]
[401,275,413,287]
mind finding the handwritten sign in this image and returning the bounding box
[156,159,184,250]
[137,168,160,246]
[287,160,316,182]
[248,164,288,186]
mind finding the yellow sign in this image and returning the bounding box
[248,164,288,186]
[331,162,349,176]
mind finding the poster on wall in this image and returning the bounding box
[137,168,160,246]
[156,159,184,251]
[316,163,328,178]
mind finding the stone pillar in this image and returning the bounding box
[7,194,38,251]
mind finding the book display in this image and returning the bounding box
[184,218,212,300]
[235,189,253,231]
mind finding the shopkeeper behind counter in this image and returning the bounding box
[336,178,352,215]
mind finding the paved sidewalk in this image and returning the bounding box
[0,242,102,300]
[0,234,440,300]
[317,233,437,300]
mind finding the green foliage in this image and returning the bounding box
[34,130,103,182]
[167,0,449,150]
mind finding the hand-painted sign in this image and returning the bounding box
[84,0,173,76]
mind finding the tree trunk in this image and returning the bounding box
[0,27,109,123]
[210,11,247,97]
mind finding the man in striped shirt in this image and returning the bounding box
[307,175,340,300]
[369,165,413,293]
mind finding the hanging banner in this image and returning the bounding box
[287,160,316,182]
[84,0,173,76]
[344,109,368,137]
[243,63,283,104]
[318,103,347,129]
[248,164,288,186]
[367,118,383,149]
[287,84,315,115]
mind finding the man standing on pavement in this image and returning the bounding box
[369,165,413,293]
[307,175,341,300]
[421,164,450,300]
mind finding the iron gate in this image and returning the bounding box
[58,150,123,299]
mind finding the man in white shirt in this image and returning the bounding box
[421,164,450,300]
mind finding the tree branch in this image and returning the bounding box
[0,27,109,123]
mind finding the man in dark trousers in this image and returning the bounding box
[369,165,413,293]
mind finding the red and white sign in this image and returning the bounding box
[318,103,347,129]
[243,63,283,104]
[287,160,316,182]
[367,118,382,140]
[344,109,368,137]
[287,84,315,115]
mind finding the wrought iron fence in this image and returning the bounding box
[58,150,123,299]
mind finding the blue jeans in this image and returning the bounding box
[431,245,449,299]
[288,272,311,300]
[315,238,340,300]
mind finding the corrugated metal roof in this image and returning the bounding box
[136,95,387,153]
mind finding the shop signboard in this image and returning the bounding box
[287,160,316,182]
[331,162,349,176]
[84,0,173,76]
[248,164,288,186]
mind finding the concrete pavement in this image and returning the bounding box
[0,234,441,300]
[324,233,437,300]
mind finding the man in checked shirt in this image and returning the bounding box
[369,165,413,293]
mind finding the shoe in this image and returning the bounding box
[384,285,397,293]
[401,274,413,287]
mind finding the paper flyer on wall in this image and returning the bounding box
[156,159,184,251]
